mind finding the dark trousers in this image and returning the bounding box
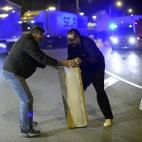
[81,67,113,119]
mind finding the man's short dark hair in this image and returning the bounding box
[67,28,81,38]
[30,26,45,34]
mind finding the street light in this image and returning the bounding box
[115,1,123,8]
[128,8,133,14]
[109,1,123,17]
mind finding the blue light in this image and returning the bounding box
[129,24,133,28]
[109,23,118,30]
[110,36,119,44]
[30,20,35,24]
[129,37,136,44]
[28,112,33,117]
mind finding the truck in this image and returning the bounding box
[21,10,88,48]
[95,14,142,50]
[0,0,88,52]
[109,20,142,50]
[21,10,88,36]
[0,0,22,52]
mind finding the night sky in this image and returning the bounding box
[10,0,142,16]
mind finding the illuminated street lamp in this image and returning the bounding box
[115,1,123,8]
[128,8,133,14]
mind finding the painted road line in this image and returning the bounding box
[139,99,142,110]
[105,70,142,90]
[104,77,118,89]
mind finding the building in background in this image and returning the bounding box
[0,0,22,52]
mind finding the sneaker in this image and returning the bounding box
[20,128,41,137]
[103,119,112,127]
[32,121,38,127]
[20,121,38,128]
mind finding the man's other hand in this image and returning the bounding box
[58,58,81,68]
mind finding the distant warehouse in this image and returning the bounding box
[0,0,22,40]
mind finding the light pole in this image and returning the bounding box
[76,0,80,13]
[109,0,123,17]
[57,0,60,10]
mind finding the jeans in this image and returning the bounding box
[3,70,33,131]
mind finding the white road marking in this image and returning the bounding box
[104,77,118,89]
[105,70,142,90]
[139,100,142,110]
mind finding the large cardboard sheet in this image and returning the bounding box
[58,67,88,128]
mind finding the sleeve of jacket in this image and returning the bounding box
[67,45,73,60]
[23,40,58,66]
[82,38,103,65]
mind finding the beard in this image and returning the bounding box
[70,43,80,48]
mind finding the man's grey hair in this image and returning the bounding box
[67,28,81,38]
[30,25,45,34]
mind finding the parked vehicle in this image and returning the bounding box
[0,0,22,52]
[109,23,140,49]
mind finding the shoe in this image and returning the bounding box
[20,128,41,137]
[20,121,38,127]
[103,119,112,127]
[32,121,38,127]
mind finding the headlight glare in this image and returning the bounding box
[110,36,119,44]
[129,37,136,44]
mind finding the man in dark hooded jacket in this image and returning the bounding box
[67,28,113,127]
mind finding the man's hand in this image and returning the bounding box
[74,57,81,65]
[58,60,72,67]
[58,58,81,68]
[69,57,81,67]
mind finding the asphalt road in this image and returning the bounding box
[0,47,142,142]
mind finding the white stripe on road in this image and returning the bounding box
[104,77,118,89]
[105,70,142,90]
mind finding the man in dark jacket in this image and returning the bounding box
[67,29,113,127]
[3,26,72,137]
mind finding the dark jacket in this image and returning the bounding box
[3,33,58,79]
[68,36,105,72]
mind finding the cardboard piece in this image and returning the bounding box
[58,67,88,128]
